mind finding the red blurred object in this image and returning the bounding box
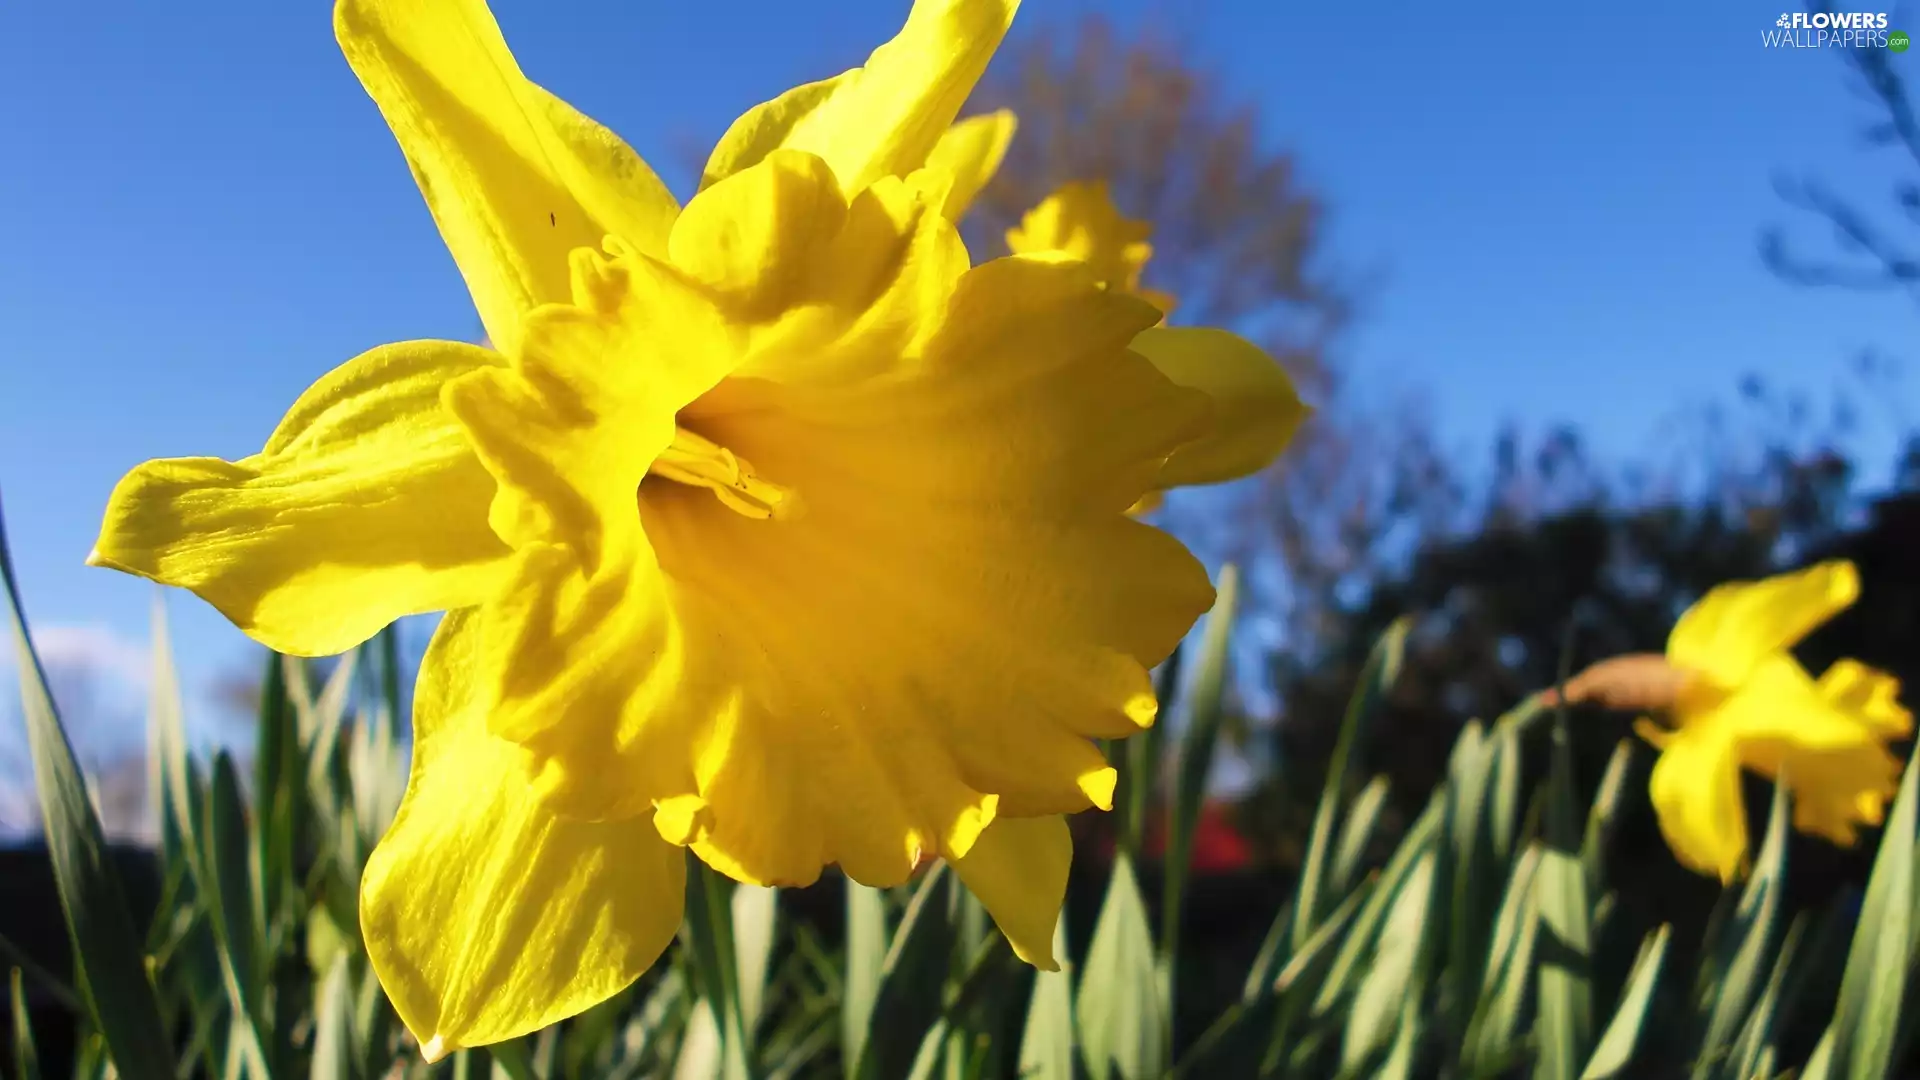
[1081,799,1254,872]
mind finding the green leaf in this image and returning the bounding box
[146,593,203,882]
[683,856,752,1080]
[1331,776,1391,901]
[1118,645,1184,860]
[1533,709,1594,1080]
[1462,844,1544,1072]
[1487,720,1523,866]
[1443,721,1497,1052]
[1240,896,1296,1005]
[1819,740,1920,1079]
[851,867,959,1080]
[1727,914,1807,1080]
[842,881,887,1079]
[0,504,173,1080]
[732,886,779,1036]
[1580,925,1670,1079]
[1800,1029,1834,1080]
[1579,741,1633,898]
[0,934,76,1017]
[1294,619,1411,953]
[310,955,354,1080]
[1077,856,1166,1080]
[1376,998,1423,1080]
[202,752,273,1079]
[249,651,298,959]
[489,1038,539,1080]
[1162,564,1240,971]
[1692,779,1790,1080]
[1341,847,1438,1070]
[1017,919,1075,1080]
[1274,882,1372,1000]
[10,968,39,1080]
[1312,799,1442,1021]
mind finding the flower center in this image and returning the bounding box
[646,426,800,520]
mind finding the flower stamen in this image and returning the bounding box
[647,426,800,520]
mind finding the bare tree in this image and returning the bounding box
[1764,3,1920,305]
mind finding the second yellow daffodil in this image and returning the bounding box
[1563,560,1910,883]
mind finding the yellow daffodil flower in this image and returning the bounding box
[85,0,1307,1058]
[1562,560,1911,884]
[1007,180,1178,316]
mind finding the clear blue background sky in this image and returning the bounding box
[3,0,1918,768]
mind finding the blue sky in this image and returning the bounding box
[2,0,1918,776]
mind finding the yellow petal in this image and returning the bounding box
[1667,560,1859,687]
[669,150,851,318]
[446,244,737,556]
[1674,655,1905,855]
[1777,741,1903,847]
[950,815,1072,970]
[335,0,680,355]
[1702,655,1892,754]
[925,110,1018,221]
[1130,327,1310,490]
[1646,722,1748,883]
[362,609,684,1056]
[1004,181,1155,294]
[447,153,1210,898]
[635,255,1210,887]
[701,0,1018,194]
[1817,658,1914,740]
[88,341,509,657]
[442,251,740,817]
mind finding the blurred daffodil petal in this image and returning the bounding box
[335,0,680,355]
[1006,180,1167,314]
[88,341,510,657]
[1620,559,1906,883]
[1818,658,1915,740]
[702,0,1018,194]
[926,109,1018,220]
[1645,721,1747,883]
[1667,559,1859,687]
[950,815,1073,970]
[362,609,685,1056]
[1132,327,1309,490]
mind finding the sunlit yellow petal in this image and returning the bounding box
[950,815,1072,970]
[1667,559,1859,687]
[698,73,851,191]
[362,609,684,1056]
[1817,658,1914,740]
[456,153,1210,895]
[441,247,741,818]
[88,342,509,657]
[702,0,1018,194]
[925,110,1017,221]
[634,253,1209,887]
[1645,722,1748,883]
[335,0,680,354]
[1130,327,1309,490]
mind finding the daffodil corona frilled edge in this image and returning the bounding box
[1559,559,1912,884]
[87,0,1307,1058]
